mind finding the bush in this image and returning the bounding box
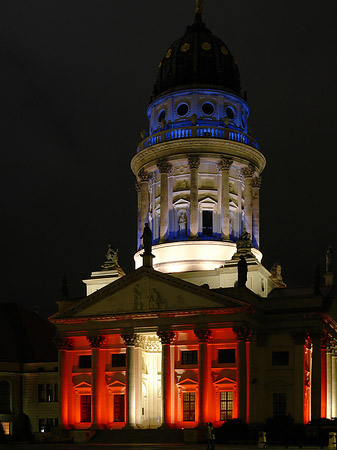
[12,413,33,442]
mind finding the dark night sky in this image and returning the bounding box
[1,0,337,318]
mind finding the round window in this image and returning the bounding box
[202,102,214,115]
[177,103,189,117]
[158,110,166,122]
[226,107,235,120]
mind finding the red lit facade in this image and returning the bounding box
[50,269,337,430]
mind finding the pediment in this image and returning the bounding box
[177,377,198,386]
[51,267,248,320]
[214,376,236,386]
[73,381,91,389]
[107,380,125,388]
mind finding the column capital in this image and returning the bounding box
[194,328,212,343]
[157,159,173,174]
[87,335,105,348]
[252,175,262,188]
[217,157,233,172]
[138,168,151,182]
[135,180,141,192]
[188,155,200,169]
[233,326,253,342]
[242,164,255,178]
[121,332,137,346]
[54,337,73,350]
[157,331,175,344]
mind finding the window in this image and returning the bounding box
[39,418,58,432]
[272,351,289,366]
[181,350,198,365]
[80,395,91,423]
[111,353,126,367]
[183,392,195,421]
[202,210,213,236]
[202,102,214,115]
[38,384,45,402]
[218,349,236,364]
[79,355,92,368]
[0,381,11,414]
[0,422,10,435]
[114,394,125,422]
[177,103,189,117]
[220,391,233,421]
[38,384,58,402]
[273,393,286,418]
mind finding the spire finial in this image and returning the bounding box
[196,0,204,14]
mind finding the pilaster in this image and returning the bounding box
[87,335,105,428]
[252,176,261,248]
[55,337,73,429]
[242,165,254,235]
[233,326,252,423]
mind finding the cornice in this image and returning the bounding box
[131,139,266,176]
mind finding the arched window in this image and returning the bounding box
[0,381,11,414]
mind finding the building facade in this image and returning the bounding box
[49,7,337,432]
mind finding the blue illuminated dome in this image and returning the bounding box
[153,14,241,99]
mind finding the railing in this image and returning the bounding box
[137,126,259,152]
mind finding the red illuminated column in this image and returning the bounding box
[332,351,337,418]
[138,169,151,238]
[157,331,175,427]
[157,160,172,243]
[326,347,332,419]
[122,333,137,428]
[252,176,262,248]
[87,335,105,429]
[233,326,252,423]
[311,333,324,421]
[242,165,254,235]
[55,337,73,429]
[188,155,200,238]
[194,329,212,426]
[217,157,233,241]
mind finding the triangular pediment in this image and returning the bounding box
[177,377,198,386]
[214,376,236,385]
[73,381,91,389]
[50,267,249,321]
[107,380,126,388]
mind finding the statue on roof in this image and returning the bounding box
[238,255,248,287]
[141,223,153,255]
[236,228,252,250]
[101,244,124,274]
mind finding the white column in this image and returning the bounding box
[218,157,233,240]
[188,155,200,238]
[252,176,262,248]
[138,168,151,237]
[157,159,172,243]
[122,333,137,427]
[242,165,254,235]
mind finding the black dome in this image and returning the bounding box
[153,15,242,99]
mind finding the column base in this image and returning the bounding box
[141,253,155,268]
[123,423,136,429]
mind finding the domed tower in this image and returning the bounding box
[131,9,267,287]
